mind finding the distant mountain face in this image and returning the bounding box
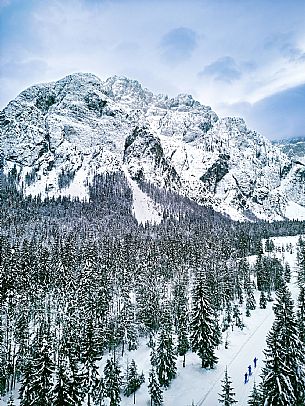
[273,136,305,164]
[1,72,305,221]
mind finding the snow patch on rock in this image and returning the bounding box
[285,200,305,220]
[122,166,163,224]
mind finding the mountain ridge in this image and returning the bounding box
[1,72,305,222]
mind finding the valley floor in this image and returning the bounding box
[118,235,301,406]
[0,235,301,406]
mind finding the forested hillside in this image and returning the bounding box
[0,170,304,405]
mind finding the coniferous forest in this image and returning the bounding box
[0,169,305,405]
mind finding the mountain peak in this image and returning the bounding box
[1,73,305,221]
[102,75,153,103]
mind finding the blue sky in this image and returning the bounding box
[1,0,305,140]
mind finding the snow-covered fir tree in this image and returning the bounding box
[19,335,54,406]
[247,382,262,406]
[103,358,122,406]
[124,359,142,404]
[156,327,177,387]
[297,286,305,344]
[284,262,291,283]
[218,367,237,405]
[259,291,267,309]
[190,274,218,368]
[245,276,256,312]
[148,368,163,406]
[52,359,83,406]
[260,283,305,405]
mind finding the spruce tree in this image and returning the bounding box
[150,347,157,368]
[190,276,218,369]
[19,359,33,406]
[52,360,83,406]
[259,291,267,309]
[232,304,243,329]
[67,356,87,405]
[247,382,261,406]
[148,368,163,406]
[103,358,122,406]
[156,328,177,387]
[218,367,237,405]
[284,263,291,283]
[245,277,256,311]
[81,320,102,406]
[260,284,305,405]
[260,329,295,405]
[19,335,54,406]
[120,298,138,354]
[177,308,189,367]
[124,359,142,404]
[297,238,305,288]
[297,286,305,344]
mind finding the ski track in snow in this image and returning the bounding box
[197,309,274,405]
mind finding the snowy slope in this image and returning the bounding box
[1,235,300,406]
[1,73,305,221]
[119,235,302,406]
[122,166,163,224]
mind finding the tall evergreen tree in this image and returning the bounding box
[260,284,305,406]
[259,291,267,309]
[284,263,291,283]
[103,358,122,406]
[245,276,256,312]
[124,359,142,404]
[297,238,305,288]
[297,286,305,344]
[190,276,218,368]
[177,306,189,367]
[19,335,54,406]
[218,367,237,405]
[52,359,83,406]
[156,328,177,387]
[148,368,163,406]
[19,359,33,406]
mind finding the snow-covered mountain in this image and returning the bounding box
[274,136,305,165]
[1,72,305,221]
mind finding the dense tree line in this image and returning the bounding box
[0,169,304,404]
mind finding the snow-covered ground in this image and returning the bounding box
[285,200,305,221]
[117,235,301,406]
[0,235,301,405]
[122,165,163,224]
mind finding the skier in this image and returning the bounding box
[244,372,248,384]
[248,365,252,376]
[253,357,257,368]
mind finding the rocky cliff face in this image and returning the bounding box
[1,72,304,221]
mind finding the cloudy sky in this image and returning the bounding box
[1,0,305,140]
